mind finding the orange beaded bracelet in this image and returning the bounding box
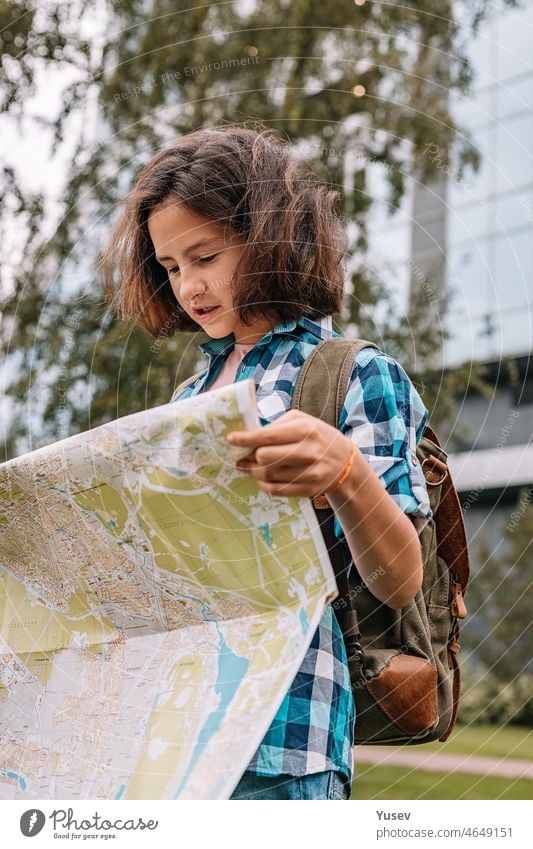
[322,440,357,495]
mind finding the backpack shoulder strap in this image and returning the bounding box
[417,425,470,594]
[170,369,205,402]
[292,338,379,511]
[292,338,380,430]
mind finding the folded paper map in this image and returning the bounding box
[0,379,336,799]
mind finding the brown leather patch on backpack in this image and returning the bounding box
[365,655,439,735]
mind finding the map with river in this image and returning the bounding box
[0,379,336,799]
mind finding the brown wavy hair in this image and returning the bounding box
[99,125,347,337]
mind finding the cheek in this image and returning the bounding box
[213,267,237,299]
[220,248,244,285]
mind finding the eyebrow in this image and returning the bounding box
[155,237,220,264]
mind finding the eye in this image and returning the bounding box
[166,254,217,276]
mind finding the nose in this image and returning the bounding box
[176,263,207,306]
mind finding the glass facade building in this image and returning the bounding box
[444,1,533,365]
[363,2,533,581]
[364,2,533,368]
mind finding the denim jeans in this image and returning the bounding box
[230,770,350,800]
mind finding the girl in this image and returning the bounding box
[100,125,432,800]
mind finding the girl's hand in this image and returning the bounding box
[226,409,355,498]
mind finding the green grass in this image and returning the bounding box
[350,763,532,800]
[417,724,533,761]
[350,725,533,800]
[356,724,533,761]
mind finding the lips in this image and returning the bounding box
[192,305,221,321]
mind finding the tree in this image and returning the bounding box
[1,0,514,458]
[462,485,533,682]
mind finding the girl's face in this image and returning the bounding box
[148,201,275,344]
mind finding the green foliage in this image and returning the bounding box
[1,0,507,457]
[458,671,533,727]
[461,486,533,683]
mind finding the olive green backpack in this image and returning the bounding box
[292,338,470,745]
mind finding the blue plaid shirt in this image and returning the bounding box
[171,314,432,783]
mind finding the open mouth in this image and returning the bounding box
[193,305,221,319]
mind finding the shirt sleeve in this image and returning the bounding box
[333,346,433,542]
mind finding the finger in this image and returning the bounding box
[258,480,318,497]
[238,462,305,482]
[228,430,296,448]
[241,445,306,467]
[226,428,260,445]
[227,418,307,448]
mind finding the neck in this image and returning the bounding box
[233,319,275,345]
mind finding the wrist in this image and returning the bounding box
[322,436,359,498]
[324,440,371,506]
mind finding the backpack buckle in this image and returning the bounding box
[421,454,448,486]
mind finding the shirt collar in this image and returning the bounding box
[198,314,336,358]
